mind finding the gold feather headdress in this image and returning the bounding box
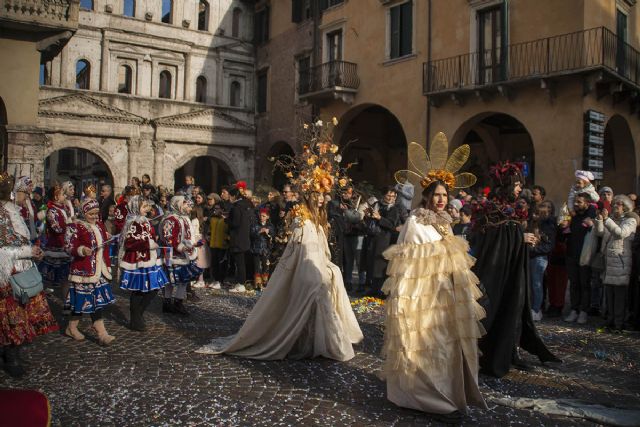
[395,132,477,190]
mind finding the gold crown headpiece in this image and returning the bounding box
[395,132,477,191]
[270,117,353,196]
[84,184,97,199]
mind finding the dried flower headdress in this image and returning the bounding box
[0,171,14,195]
[395,132,476,190]
[270,117,353,196]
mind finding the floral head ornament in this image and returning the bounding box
[395,132,477,190]
[271,117,353,197]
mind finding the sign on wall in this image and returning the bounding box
[584,109,605,181]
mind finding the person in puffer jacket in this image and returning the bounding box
[595,194,638,331]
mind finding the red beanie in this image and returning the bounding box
[235,181,247,190]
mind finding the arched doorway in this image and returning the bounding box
[44,148,113,194]
[452,113,535,188]
[174,156,235,195]
[0,97,7,170]
[336,105,407,193]
[264,141,295,192]
[604,115,637,194]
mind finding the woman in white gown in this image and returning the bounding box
[382,134,487,421]
[196,191,363,361]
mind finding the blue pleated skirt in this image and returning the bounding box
[120,264,169,292]
[164,262,203,286]
[67,279,116,314]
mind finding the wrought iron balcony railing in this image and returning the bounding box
[0,0,79,29]
[299,60,360,96]
[424,27,640,95]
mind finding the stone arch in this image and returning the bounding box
[169,145,244,193]
[43,136,125,191]
[604,114,637,194]
[450,111,535,188]
[334,103,407,192]
[263,141,295,191]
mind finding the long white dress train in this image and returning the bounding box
[196,219,363,361]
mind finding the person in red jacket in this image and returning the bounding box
[64,199,116,345]
[118,195,169,331]
[160,195,202,315]
[113,186,140,235]
[39,184,73,301]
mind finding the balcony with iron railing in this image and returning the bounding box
[423,27,640,101]
[298,60,360,104]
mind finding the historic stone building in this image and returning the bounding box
[8,0,255,194]
[258,0,640,205]
[0,0,79,175]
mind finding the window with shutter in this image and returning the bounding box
[389,1,412,59]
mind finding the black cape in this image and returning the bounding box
[472,221,559,378]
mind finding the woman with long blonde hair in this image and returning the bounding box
[197,183,363,360]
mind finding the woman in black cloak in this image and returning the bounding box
[472,162,561,378]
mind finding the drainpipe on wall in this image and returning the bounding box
[426,0,432,145]
[311,0,321,119]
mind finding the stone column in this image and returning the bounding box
[177,64,185,100]
[126,138,142,181]
[184,52,192,101]
[59,45,69,88]
[152,139,166,187]
[100,30,110,91]
[150,61,157,97]
[136,58,143,95]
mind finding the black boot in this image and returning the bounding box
[2,346,26,378]
[512,347,535,372]
[162,298,176,314]
[130,292,145,331]
[173,299,189,316]
[186,283,201,302]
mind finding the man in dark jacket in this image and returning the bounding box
[364,187,401,298]
[227,187,254,292]
[528,200,556,320]
[328,186,360,291]
[562,192,597,324]
[98,184,115,222]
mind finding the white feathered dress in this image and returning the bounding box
[382,209,487,414]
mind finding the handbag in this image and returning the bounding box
[8,265,44,305]
[579,230,597,267]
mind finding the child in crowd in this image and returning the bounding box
[250,208,275,289]
[567,170,600,215]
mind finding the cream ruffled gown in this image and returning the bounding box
[196,219,363,361]
[382,210,487,414]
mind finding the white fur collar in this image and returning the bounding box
[3,201,30,240]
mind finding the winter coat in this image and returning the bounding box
[365,202,401,279]
[250,221,275,256]
[209,215,229,249]
[529,216,557,258]
[595,214,637,286]
[227,197,253,253]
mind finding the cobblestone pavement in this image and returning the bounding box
[2,287,639,426]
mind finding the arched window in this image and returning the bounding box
[230,81,241,107]
[195,76,207,103]
[198,0,209,31]
[118,64,132,94]
[159,70,172,98]
[123,0,135,17]
[79,0,93,10]
[232,7,242,38]
[76,60,90,90]
[161,0,172,24]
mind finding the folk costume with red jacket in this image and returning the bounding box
[0,201,58,346]
[118,196,169,293]
[64,215,115,314]
[113,200,128,235]
[39,200,72,287]
[160,197,201,287]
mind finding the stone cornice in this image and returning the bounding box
[155,108,255,131]
[38,93,148,124]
